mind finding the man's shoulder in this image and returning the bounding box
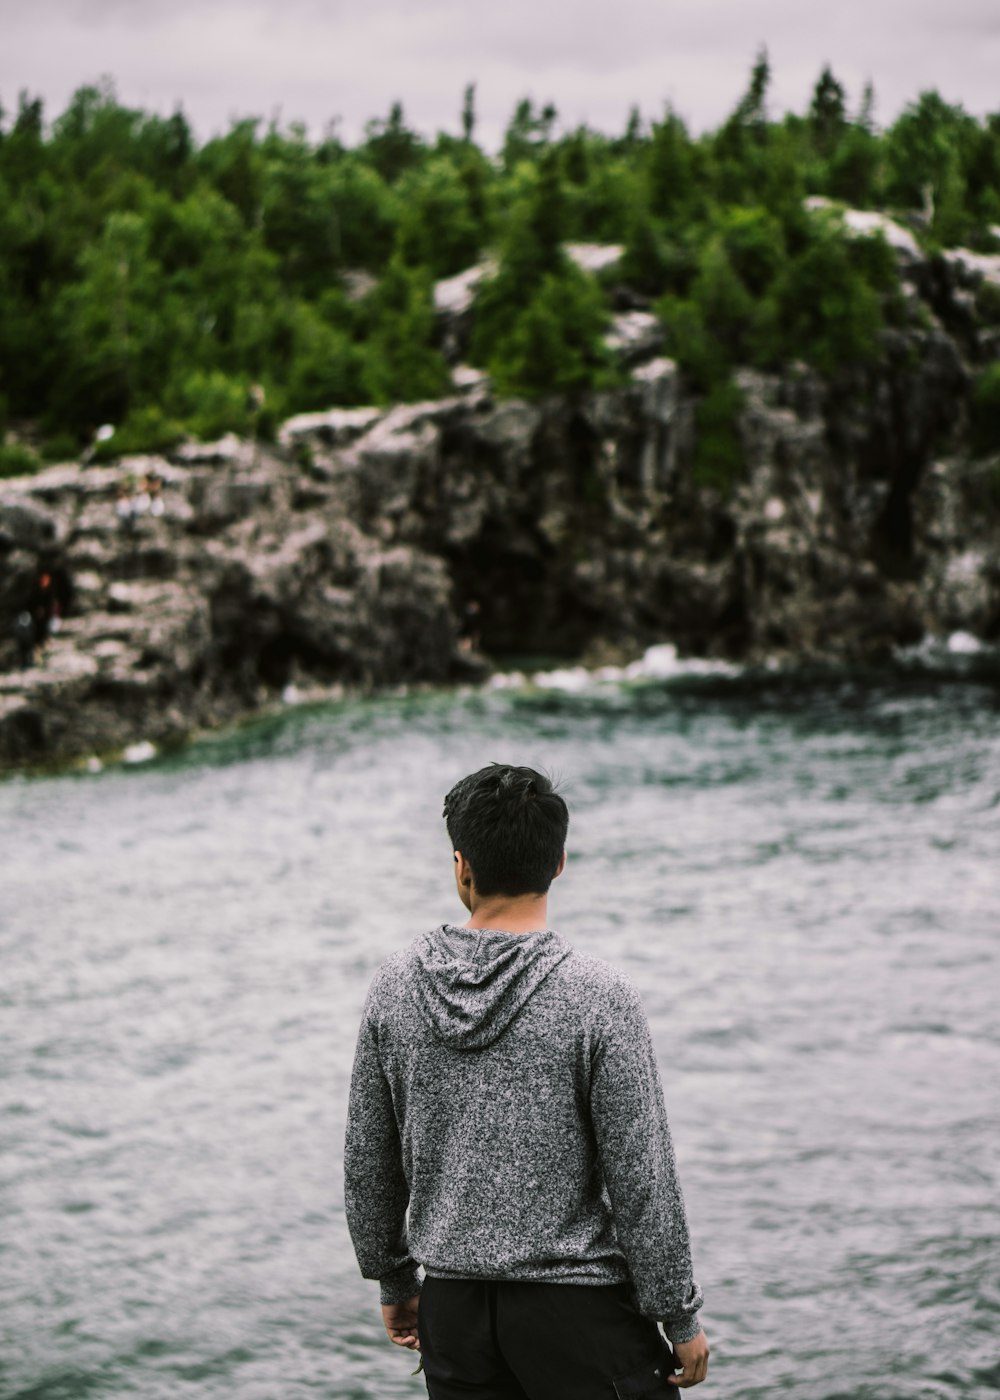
[366,941,420,997]
[551,945,641,1006]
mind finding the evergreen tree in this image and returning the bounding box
[809,65,847,157]
[461,84,476,144]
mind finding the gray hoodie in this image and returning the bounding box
[343,925,704,1343]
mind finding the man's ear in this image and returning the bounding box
[454,851,473,889]
[553,848,567,880]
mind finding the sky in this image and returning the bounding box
[1,0,997,148]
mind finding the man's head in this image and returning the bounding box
[443,764,568,898]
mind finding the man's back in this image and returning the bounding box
[343,763,708,1396]
[345,923,701,1334]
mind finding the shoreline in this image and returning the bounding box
[5,633,997,781]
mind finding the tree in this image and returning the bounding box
[713,49,776,205]
[809,65,847,157]
[284,300,367,411]
[647,109,694,221]
[198,119,264,226]
[53,210,166,425]
[363,102,423,184]
[364,255,450,403]
[885,91,974,237]
[396,156,483,277]
[461,84,476,144]
[759,223,891,373]
[471,150,613,396]
[734,46,771,130]
[478,265,614,398]
[501,98,558,172]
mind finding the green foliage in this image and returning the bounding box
[657,200,895,387]
[461,84,476,145]
[363,256,451,404]
[1,66,998,447]
[757,224,890,373]
[620,211,692,297]
[284,301,367,412]
[809,66,847,157]
[176,370,254,440]
[827,124,882,206]
[0,442,42,478]
[51,209,167,427]
[395,156,485,277]
[362,103,424,185]
[481,266,616,398]
[502,98,558,172]
[471,154,615,397]
[975,280,1000,324]
[718,206,786,296]
[646,110,695,222]
[693,381,745,493]
[41,432,82,462]
[884,91,981,243]
[657,236,755,388]
[970,363,1000,454]
[90,404,186,460]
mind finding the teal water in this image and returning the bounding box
[1,668,998,1399]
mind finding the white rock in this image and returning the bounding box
[123,740,157,764]
[804,197,921,259]
[947,630,982,655]
[451,365,490,394]
[279,406,383,447]
[433,261,496,317]
[565,243,624,275]
[939,247,1000,287]
[632,357,678,386]
[605,311,664,362]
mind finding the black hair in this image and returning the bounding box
[443,764,569,897]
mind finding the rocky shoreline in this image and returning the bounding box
[2,222,999,772]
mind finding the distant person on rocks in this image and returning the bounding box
[247,383,266,466]
[116,479,137,535]
[344,764,709,1398]
[458,597,482,653]
[34,571,57,644]
[13,610,37,668]
[132,476,151,518]
[144,468,165,517]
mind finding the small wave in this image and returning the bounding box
[122,740,157,765]
[494,635,1000,698]
[894,632,999,674]
[488,644,741,696]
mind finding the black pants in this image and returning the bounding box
[418,1277,678,1400]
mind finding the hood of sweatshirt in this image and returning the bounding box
[412,924,571,1050]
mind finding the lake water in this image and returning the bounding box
[2,656,998,1399]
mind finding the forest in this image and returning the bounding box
[2,52,1000,476]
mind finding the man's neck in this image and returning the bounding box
[464,893,550,935]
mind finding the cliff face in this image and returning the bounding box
[2,226,999,770]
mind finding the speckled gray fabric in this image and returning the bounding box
[343,924,704,1343]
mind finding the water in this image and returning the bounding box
[2,666,998,1399]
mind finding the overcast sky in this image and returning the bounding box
[2,0,997,148]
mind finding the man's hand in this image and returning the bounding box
[381,1295,421,1351]
[668,1330,710,1387]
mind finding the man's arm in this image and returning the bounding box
[589,975,704,1345]
[343,996,422,1307]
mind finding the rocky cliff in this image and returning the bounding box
[2,222,999,770]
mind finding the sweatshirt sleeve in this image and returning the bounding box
[343,988,422,1305]
[589,975,704,1342]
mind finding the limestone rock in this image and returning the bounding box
[3,224,1000,770]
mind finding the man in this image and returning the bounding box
[344,764,709,1397]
